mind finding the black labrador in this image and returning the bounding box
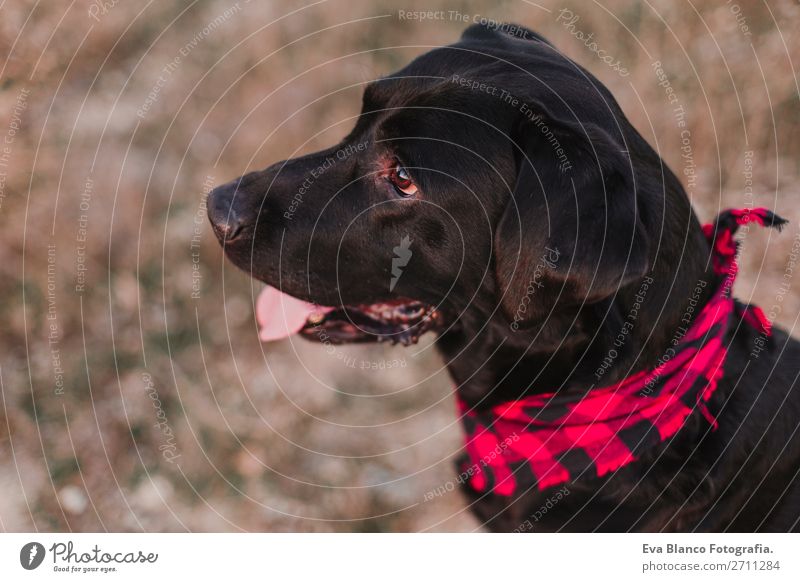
[208,23,800,532]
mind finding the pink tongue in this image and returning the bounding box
[256,285,332,342]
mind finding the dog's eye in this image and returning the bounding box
[388,163,418,197]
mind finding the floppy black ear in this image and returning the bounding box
[494,107,650,327]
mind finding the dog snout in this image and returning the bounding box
[208,183,250,242]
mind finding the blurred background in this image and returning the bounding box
[1,0,798,532]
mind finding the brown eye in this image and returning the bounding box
[388,163,418,197]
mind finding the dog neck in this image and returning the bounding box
[447,208,785,497]
[440,215,716,410]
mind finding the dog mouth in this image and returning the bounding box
[255,286,442,346]
[299,300,442,346]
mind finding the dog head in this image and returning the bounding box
[208,23,660,346]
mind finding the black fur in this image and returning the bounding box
[208,23,800,532]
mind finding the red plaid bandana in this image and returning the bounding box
[458,208,787,496]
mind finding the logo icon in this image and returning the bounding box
[389,235,413,291]
[20,542,45,570]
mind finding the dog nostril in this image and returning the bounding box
[225,218,245,241]
[208,186,249,242]
[213,212,247,242]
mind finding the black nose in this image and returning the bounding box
[208,184,247,242]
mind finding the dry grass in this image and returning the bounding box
[1,0,798,531]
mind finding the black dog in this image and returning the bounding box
[208,23,800,532]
